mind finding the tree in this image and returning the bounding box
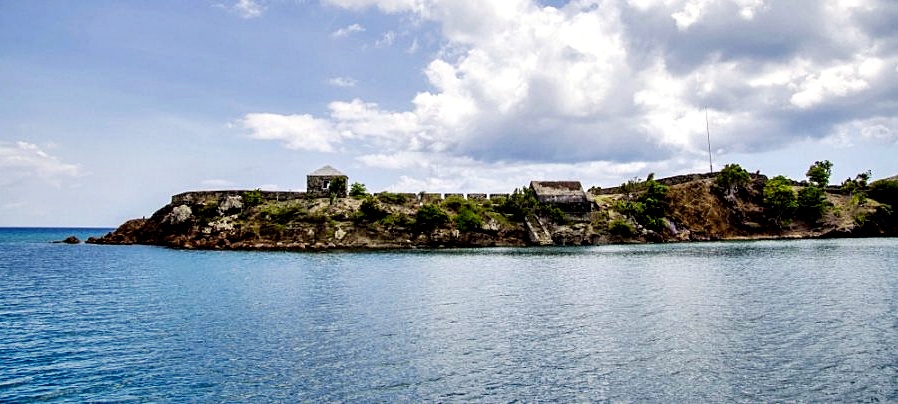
[806,160,833,188]
[715,163,751,200]
[764,175,797,226]
[620,177,641,201]
[841,170,871,202]
[328,176,347,198]
[499,187,539,220]
[613,177,668,231]
[349,182,368,198]
[797,186,827,222]
[640,179,669,230]
[415,203,449,232]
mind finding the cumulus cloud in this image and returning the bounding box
[331,23,365,38]
[243,0,898,187]
[0,141,81,187]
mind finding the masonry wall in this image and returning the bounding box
[173,190,513,205]
[171,190,308,205]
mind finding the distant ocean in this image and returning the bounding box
[1,227,896,401]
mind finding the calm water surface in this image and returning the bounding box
[1,228,896,401]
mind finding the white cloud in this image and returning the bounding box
[331,23,365,38]
[328,76,359,87]
[789,57,878,109]
[847,117,898,144]
[0,141,81,187]
[241,113,341,152]
[245,0,898,187]
[376,30,397,47]
[231,0,265,19]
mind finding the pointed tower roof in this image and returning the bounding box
[309,165,345,176]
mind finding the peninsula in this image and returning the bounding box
[87,164,898,250]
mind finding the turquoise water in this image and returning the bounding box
[1,228,896,401]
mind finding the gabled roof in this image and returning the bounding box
[309,165,345,176]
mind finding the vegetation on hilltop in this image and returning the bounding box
[89,163,898,250]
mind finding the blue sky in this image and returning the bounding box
[1,0,897,227]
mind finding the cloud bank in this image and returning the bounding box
[241,0,898,189]
[0,141,81,187]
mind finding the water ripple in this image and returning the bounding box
[1,234,897,401]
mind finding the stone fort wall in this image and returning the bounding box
[171,190,512,205]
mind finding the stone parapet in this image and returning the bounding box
[171,190,308,205]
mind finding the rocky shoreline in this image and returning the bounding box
[86,172,897,251]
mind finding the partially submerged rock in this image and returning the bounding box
[54,236,81,244]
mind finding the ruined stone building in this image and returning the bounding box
[529,181,592,215]
[307,165,347,198]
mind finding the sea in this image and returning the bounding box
[1,227,896,401]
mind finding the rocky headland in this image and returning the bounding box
[87,170,898,251]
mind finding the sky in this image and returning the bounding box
[1,0,897,227]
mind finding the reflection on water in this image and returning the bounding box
[1,231,896,401]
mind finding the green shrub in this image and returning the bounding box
[539,204,568,225]
[454,208,482,232]
[415,203,449,231]
[609,218,635,237]
[841,170,871,200]
[349,182,368,198]
[442,195,468,211]
[612,178,668,231]
[797,186,827,222]
[376,192,408,205]
[379,213,413,228]
[640,179,668,227]
[499,188,538,220]
[357,197,388,222]
[764,175,797,225]
[261,203,305,224]
[242,189,264,207]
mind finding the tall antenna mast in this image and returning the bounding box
[705,108,713,173]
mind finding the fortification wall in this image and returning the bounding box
[171,190,307,205]
[172,190,511,205]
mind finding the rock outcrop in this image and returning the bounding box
[54,236,81,244]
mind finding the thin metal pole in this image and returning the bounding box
[705,108,713,173]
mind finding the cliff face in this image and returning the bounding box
[88,176,896,250]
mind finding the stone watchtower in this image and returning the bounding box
[307,165,348,198]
